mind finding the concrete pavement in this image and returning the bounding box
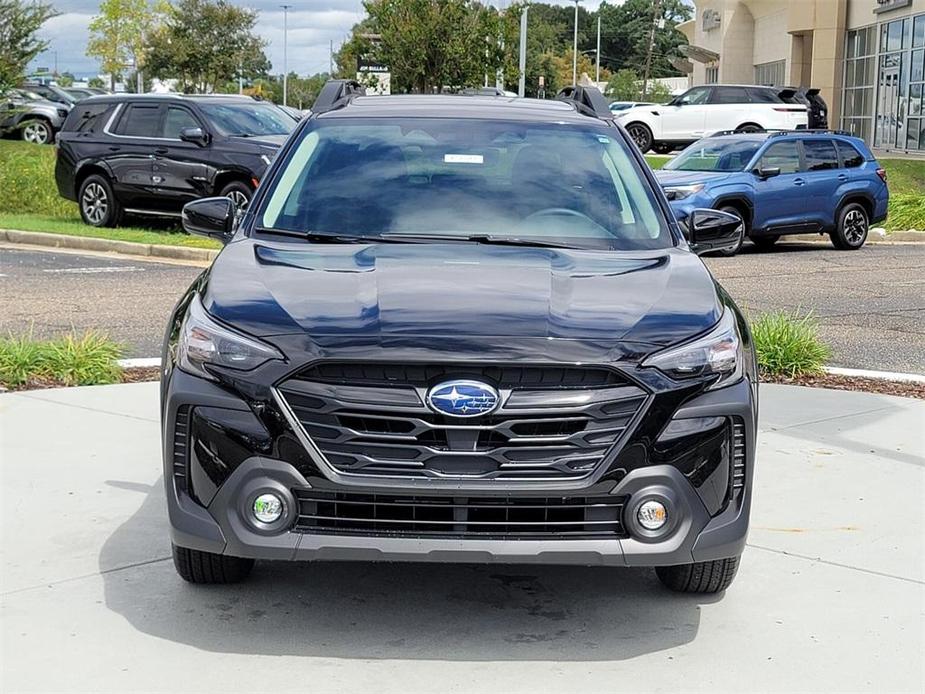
[1,382,923,693]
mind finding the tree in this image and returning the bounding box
[341,0,507,94]
[88,76,106,89]
[57,71,75,87]
[606,68,674,103]
[145,0,269,93]
[0,0,59,92]
[87,0,166,92]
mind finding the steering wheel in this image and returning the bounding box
[524,207,593,224]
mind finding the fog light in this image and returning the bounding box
[637,500,668,531]
[253,493,283,523]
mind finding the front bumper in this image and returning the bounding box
[163,368,756,567]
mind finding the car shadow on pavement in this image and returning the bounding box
[100,479,720,661]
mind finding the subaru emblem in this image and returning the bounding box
[426,380,500,418]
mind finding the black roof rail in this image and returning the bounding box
[555,85,612,119]
[769,128,851,137]
[312,79,366,114]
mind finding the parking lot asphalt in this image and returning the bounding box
[1,382,923,693]
[1,240,923,372]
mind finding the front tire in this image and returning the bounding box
[715,205,746,256]
[21,118,53,145]
[219,180,253,215]
[656,556,740,594]
[626,122,653,153]
[78,174,122,227]
[830,202,868,250]
[172,544,254,584]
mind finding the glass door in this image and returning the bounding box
[875,52,901,147]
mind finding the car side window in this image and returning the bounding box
[836,141,865,168]
[710,87,749,104]
[676,87,711,106]
[746,88,780,103]
[802,139,839,171]
[163,107,200,139]
[115,104,162,137]
[758,141,801,174]
[62,103,111,133]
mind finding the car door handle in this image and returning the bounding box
[154,147,169,155]
[793,178,805,186]
[837,174,848,182]
[108,145,120,152]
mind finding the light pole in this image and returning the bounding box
[518,5,528,97]
[595,14,601,84]
[572,0,579,85]
[281,4,291,106]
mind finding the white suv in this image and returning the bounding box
[615,84,808,154]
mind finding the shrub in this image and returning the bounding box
[750,310,831,378]
[0,331,124,388]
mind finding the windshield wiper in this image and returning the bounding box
[382,233,577,249]
[253,227,418,244]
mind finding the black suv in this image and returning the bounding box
[162,82,757,594]
[55,94,296,227]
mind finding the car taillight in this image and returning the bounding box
[876,168,887,183]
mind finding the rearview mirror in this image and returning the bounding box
[755,166,781,179]
[180,126,208,146]
[687,208,743,256]
[182,197,234,243]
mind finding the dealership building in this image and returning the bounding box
[677,0,925,153]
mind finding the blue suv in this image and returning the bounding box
[656,131,889,254]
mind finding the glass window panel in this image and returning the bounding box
[907,119,920,149]
[861,26,872,56]
[911,84,923,115]
[914,16,925,49]
[862,57,875,86]
[846,60,856,88]
[760,142,801,174]
[882,22,890,52]
[903,18,911,49]
[803,140,839,170]
[919,122,925,149]
[912,50,924,83]
[847,30,857,59]
[888,21,903,52]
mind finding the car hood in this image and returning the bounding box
[655,170,735,187]
[227,133,289,149]
[203,240,721,362]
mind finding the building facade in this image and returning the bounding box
[678,0,925,153]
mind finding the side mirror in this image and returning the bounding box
[687,208,743,256]
[182,197,234,243]
[755,166,781,179]
[179,126,208,146]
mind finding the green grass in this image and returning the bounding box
[0,331,124,388]
[0,213,220,248]
[750,310,831,378]
[645,155,670,169]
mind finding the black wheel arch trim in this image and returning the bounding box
[713,197,754,226]
[835,191,875,219]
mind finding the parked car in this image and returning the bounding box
[64,87,98,101]
[0,89,69,144]
[656,130,888,253]
[55,93,297,227]
[781,87,829,129]
[21,82,77,108]
[615,84,809,153]
[161,81,757,595]
[609,101,655,113]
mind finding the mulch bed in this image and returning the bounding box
[0,366,162,392]
[761,372,925,399]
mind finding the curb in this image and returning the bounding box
[787,230,924,243]
[118,357,162,368]
[0,229,219,263]
[823,366,925,384]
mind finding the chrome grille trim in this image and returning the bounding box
[274,364,649,485]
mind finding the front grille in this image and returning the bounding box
[277,363,648,480]
[293,488,629,539]
[172,405,191,492]
[731,418,746,493]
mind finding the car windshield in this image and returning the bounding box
[664,139,762,172]
[255,117,671,251]
[198,102,296,137]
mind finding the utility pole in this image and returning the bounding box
[329,39,333,76]
[595,14,601,84]
[281,4,291,106]
[572,0,579,85]
[518,5,528,97]
[642,0,661,99]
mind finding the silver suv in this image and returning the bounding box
[0,89,70,144]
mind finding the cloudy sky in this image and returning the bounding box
[32,1,614,79]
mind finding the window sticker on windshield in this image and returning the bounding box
[597,136,610,143]
[444,153,484,164]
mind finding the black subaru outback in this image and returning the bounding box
[162,82,756,594]
[55,94,296,227]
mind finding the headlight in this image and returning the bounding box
[641,309,743,390]
[663,184,704,201]
[177,294,283,380]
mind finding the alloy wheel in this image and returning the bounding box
[81,182,108,225]
[225,189,250,213]
[23,122,50,145]
[844,209,867,246]
[627,125,650,151]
